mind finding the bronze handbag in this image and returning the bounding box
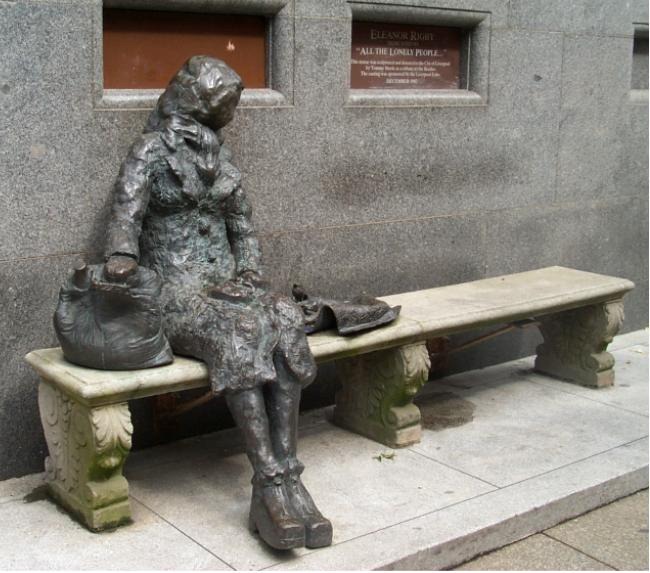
[54,263,173,370]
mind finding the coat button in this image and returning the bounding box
[198,222,210,236]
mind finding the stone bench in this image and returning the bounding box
[25,266,634,531]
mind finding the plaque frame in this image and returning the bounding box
[93,0,295,110]
[346,1,491,108]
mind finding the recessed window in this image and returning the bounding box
[346,1,490,107]
[350,21,464,90]
[103,9,267,90]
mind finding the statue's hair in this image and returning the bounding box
[145,55,243,131]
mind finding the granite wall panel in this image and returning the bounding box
[508,0,640,37]
[0,0,647,479]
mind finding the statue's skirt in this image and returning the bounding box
[163,288,317,394]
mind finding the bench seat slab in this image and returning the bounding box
[38,382,133,531]
[535,300,625,388]
[334,342,431,448]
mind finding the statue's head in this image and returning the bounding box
[148,56,243,131]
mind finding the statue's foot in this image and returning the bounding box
[249,475,305,550]
[285,474,333,548]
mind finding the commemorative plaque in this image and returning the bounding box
[351,21,461,90]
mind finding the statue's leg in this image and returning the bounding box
[225,387,305,550]
[266,359,333,548]
[38,381,132,531]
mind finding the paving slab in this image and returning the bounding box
[526,345,649,416]
[0,495,230,570]
[455,533,614,571]
[608,329,648,351]
[546,489,649,571]
[412,375,648,487]
[127,421,494,570]
[0,471,45,505]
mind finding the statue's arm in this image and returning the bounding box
[105,135,155,262]
[103,135,155,281]
[224,187,264,280]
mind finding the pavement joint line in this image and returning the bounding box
[403,434,648,502]
[521,373,650,419]
[406,447,502,489]
[486,434,649,490]
[541,530,619,570]
[129,494,236,571]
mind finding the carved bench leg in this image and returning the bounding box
[38,382,133,531]
[535,299,625,388]
[333,342,431,448]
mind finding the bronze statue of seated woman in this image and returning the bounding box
[102,56,332,550]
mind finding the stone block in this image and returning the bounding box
[259,214,487,299]
[618,99,649,199]
[557,35,639,202]
[509,0,636,37]
[295,0,508,26]
[623,280,649,333]
[0,0,93,87]
[486,29,563,122]
[484,198,648,291]
[0,254,82,480]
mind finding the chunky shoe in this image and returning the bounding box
[248,474,305,550]
[285,473,333,548]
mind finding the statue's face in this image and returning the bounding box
[194,63,243,130]
[204,83,242,129]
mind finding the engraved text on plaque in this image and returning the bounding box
[351,22,461,90]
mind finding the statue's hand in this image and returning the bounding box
[238,270,269,291]
[104,255,138,282]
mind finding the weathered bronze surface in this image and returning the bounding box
[351,21,461,90]
[292,284,401,335]
[102,56,331,550]
[54,262,173,370]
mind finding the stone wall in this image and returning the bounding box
[1,0,647,479]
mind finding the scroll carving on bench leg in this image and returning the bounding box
[535,299,625,388]
[334,342,431,448]
[38,382,133,531]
